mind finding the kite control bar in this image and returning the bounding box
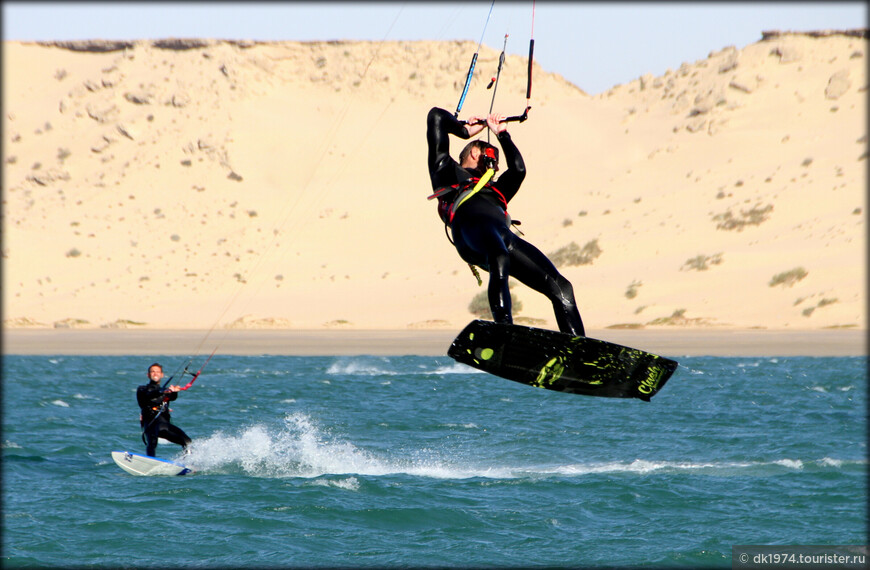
[459,106,531,127]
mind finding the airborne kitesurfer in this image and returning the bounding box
[137,363,192,457]
[426,106,585,336]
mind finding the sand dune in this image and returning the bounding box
[2,32,866,332]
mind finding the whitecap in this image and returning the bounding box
[442,423,479,430]
[50,400,70,408]
[309,477,360,491]
[432,362,481,375]
[774,459,804,469]
[552,459,751,476]
[327,359,396,376]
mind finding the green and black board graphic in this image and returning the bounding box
[448,320,678,401]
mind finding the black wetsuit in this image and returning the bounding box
[137,381,192,457]
[426,106,585,336]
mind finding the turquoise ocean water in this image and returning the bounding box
[2,352,866,567]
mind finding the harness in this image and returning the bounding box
[139,350,214,446]
[427,168,506,225]
[427,167,524,286]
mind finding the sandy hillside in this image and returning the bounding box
[2,32,866,331]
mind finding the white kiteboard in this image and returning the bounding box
[111,451,192,476]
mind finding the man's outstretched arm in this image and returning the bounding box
[426,107,485,187]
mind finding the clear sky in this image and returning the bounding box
[3,2,866,95]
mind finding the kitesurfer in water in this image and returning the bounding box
[426,106,585,336]
[137,363,192,457]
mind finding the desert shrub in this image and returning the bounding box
[648,309,687,325]
[515,316,546,326]
[468,281,523,318]
[66,248,81,258]
[625,280,642,299]
[681,253,723,271]
[549,239,602,267]
[803,298,838,317]
[769,267,808,288]
[713,204,773,231]
[111,319,146,326]
[54,318,89,328]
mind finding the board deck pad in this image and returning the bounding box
[448,320,678,401]
[111,451,192,476]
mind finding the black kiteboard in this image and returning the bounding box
[447,320,678,401]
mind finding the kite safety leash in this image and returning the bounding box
[502,0,535,123]
[454,0,496,119]
[460,0,537,127]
